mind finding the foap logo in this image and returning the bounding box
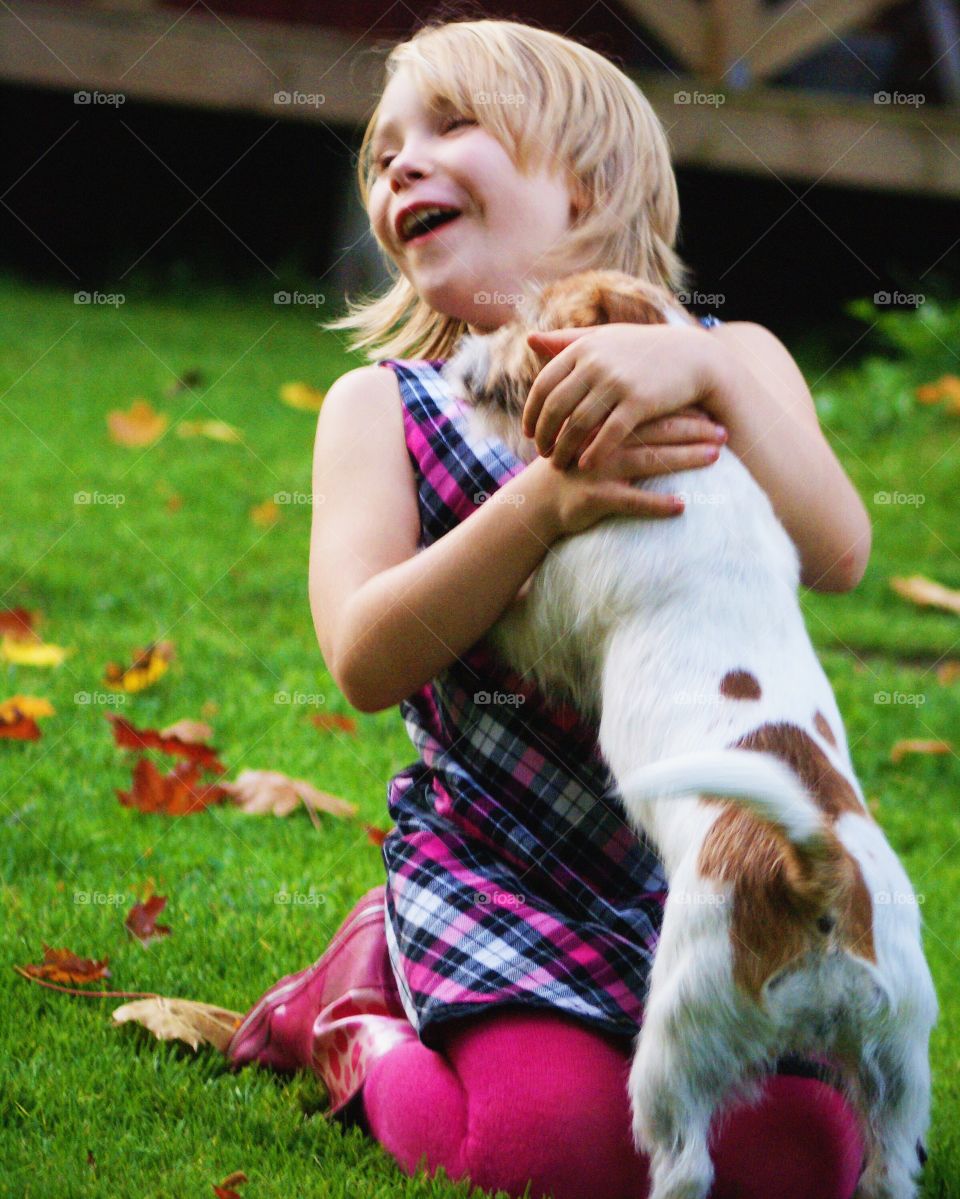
[274,91,325,108]
[873,691,926,707]
[74,491,126,507]
[473,90,525,106]
[74,691,127,707]
[274,291,325,307]
[674,90,726,106]
[275,889,327,906]
[874,91,925,107]
[274,691,326,706]
[473,690,526,707]
[873,291,924,308]
[74,292,126,307]
[676,291,725,308]
[273,491,317,505]
[873,491,925,507]
[74,90,126,106]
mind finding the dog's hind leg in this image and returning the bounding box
[853,1019,933,1199]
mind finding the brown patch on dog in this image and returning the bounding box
[537,270,670,330]
[814,710,838,747]
[720,670,762,701]
[698,806,877,997]
[734,722,863,819]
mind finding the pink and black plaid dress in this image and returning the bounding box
[376,331,720,1049]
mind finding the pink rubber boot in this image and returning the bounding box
[226,885,418,1117]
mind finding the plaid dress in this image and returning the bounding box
[376,325,720,1049]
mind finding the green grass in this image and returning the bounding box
[1,275,959,1197]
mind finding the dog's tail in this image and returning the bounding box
[617,749,826,850]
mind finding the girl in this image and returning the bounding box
[228,18,874,1199]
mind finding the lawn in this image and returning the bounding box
[1,275,958,1198]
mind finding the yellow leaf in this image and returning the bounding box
[280,381,325,412]
[250,499,280,528]
[176,420,242,443]
[104,642,174,693]
[0,636,71,666]
[915,374,960,407]
[112,996,243,1052]
[107,399,168,447]
[0,695,55,721]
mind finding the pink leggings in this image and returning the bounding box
[362,1007,865,1199]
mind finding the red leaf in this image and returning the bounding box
[0,709,41,740]
[108,714,225,773]
[310,713,357,735]
[117,757,229,816]
[212,1171,248,1199]
[125,895,172,945]
[0,608,39,641]
[365,824,388,847]
[20,944,110,985]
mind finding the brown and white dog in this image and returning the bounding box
[443,271,937,1199]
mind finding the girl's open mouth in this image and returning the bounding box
[406,212,462,246]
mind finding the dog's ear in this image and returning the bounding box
[595,283,667,327]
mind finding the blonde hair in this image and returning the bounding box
[324,17,692,362]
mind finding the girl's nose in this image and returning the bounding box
[390,158,430,189]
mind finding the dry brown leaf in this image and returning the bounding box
[0,608,40,641]
[936,661,960,685]
[22,945,110,985]
[890,575,960,617]
[890,739,953,764]
[220,769,357,819]
[108,399,168,447]
[112,996,243,1052]
[158,718,214,744]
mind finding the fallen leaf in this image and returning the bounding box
[0,695,55,741]
[177,419,242,443]
[280,381,325,412]
[117,756,229,816]
[158,718,214,744]
[125,895,172,945]
[936,661,960,685]
[890,739,953,764]
[108,714,225,772]
[112,996,243,1052]
[0,608,39,641]
[250,499,280,528]
[107,399,168,447]
[213,1171,249,1199]
[365,824,388,847]
[219,769,357,819]
[21,945,110,985]
[310,712,357,735]
[890,575,960,617]
[104,642,175,693]
[915,374,960,408]
[166,493,183,513]
[1,635,71,667]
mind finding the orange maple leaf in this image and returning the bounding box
[21,945,111,985]
[117,757,229,816]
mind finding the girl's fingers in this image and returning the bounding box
[551,388,623,467]
[522,352,578,442]
[612,441,721,479]
[530,370,593,458]
[604,483,685,519]
[626,416,726,448]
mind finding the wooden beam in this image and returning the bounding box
[617,0,709,74]
[0,1,388,125]
[744,0,909,83]
[705,0,764,84]
[635,69,960,197]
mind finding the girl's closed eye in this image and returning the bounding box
[376,113,476,171]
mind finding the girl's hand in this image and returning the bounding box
[524,433,721,539]
[522,323,722,471]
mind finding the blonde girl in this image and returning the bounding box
[228,18,873,1199]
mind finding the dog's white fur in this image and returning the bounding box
[443,271,937,1199]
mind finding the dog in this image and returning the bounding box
[443,270,938,1199]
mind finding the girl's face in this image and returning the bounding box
[368,66,580,332]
